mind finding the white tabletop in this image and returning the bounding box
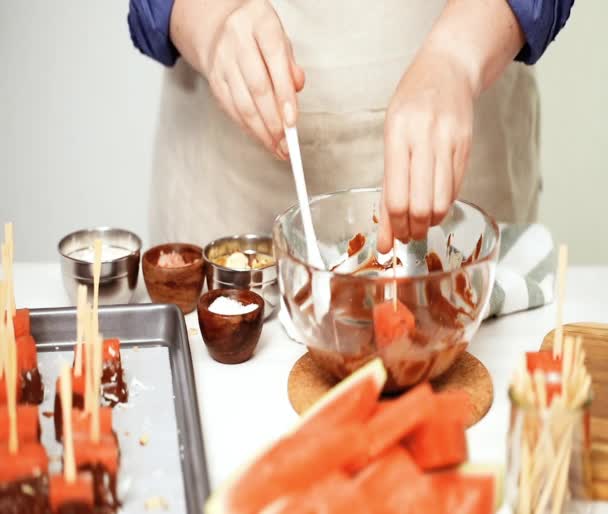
[13,263,608,511]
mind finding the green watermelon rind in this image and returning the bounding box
[204,357,387,514]
[458,461,505,512]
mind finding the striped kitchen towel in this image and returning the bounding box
[278,223,556,342]
[484,223,556,319]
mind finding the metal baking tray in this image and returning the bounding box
[30,303,209,514]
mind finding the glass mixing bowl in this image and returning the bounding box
[273,188,500,392]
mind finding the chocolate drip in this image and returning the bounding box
[21,368,44,405]
[78,464,120,512]
[0,476,49,514]
[347,233,366,257]
[57,502,95,514]
[101,363,128,407]
[463,235,483,265]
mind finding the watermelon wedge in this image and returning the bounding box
[373,300,415,348]
[458,462,505,511]
[356,447,437,514]
[263,471,372,514]
[405,390,469,470]
[360,382,434,465]
[298,357,386,432]
[205,359,387,514]
[208,423,368,514]
[431,470,495,514]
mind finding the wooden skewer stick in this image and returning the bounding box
[90,333,103,443]
[392,239,398,311]
[4,223,15,316]
[534,420,574,514]
[92,239,102,338]
[74,285,87,377]
[84,306,94,414]
[0,281,6,379]
[553,244,568,358]
[6,294,18,455]
[60,363,77,482]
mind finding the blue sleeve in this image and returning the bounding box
[508,0,575,65]
[128,0,179,67]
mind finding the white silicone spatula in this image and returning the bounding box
[284,125,324,269]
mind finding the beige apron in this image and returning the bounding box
[149,0,540,246]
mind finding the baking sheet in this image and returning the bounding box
[30,303,209,514]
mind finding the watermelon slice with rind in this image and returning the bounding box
[431,470,495,514]
[356,446,438,514]
[458,462,505,511]
[298,357,387,431]
[205,358,387,514]
[261,471,372,514]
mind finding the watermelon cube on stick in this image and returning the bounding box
[525,351,562,375]
[373,300,415,348]
[405,390,469,471]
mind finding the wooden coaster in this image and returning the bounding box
[288,351,493,427]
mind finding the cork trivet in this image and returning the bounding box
[288,351,493,428]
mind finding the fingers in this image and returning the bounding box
[236,36,286,153]
[287,39,306,92]
[431,145,453,226]
[226,65,283,158]
[452,136,471,202]
[255,22,298,127]
[383,118,411,244]
[408,145,434,240]
[377,181,395,254]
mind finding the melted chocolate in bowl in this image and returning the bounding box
[273,190,499,391]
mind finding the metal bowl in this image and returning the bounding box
[58,227,142,305]
[203,234,278,319]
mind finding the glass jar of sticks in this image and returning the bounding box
[506,337,593,514]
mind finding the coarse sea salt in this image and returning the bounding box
[208,296,258,315]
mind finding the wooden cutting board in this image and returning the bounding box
[541,322,608,500]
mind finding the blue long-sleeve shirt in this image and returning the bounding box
[128,1,575,67]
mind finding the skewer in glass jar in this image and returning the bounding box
[506,347,593,514]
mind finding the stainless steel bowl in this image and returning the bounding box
[203,234,278,319]
[58,227,142,305]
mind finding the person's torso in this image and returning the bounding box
[149,1,540,246]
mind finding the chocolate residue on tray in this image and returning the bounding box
[42,411,54,418]
[372,213,379,224]
[0,476,49,514]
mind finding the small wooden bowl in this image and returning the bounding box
[142,243,205,314]
[197,289,265,364]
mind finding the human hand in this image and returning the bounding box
[377,44,475,252]
[171,0,305,159]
